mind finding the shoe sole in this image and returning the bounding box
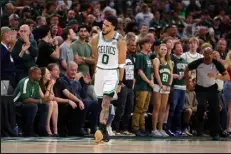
[94,130,103,144]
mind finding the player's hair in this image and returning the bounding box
[105,15,118,28]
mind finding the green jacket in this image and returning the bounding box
[13,77,40,103]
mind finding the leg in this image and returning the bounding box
[51,101,58,135]
[174,90,186,131]
[227,102,231,132]
[183,108,193,128]
[87,100,99,133]
[37,104,49,136]
[158,94,169,131]
[207,90,220,137]
[195,91,208,135]
[18,103,38,136]
[99,95,112,125]
[164,89,173,127]
[132,91,148,131]
[152,92,162,131]
[121,88,134,131]
[140,92,151,131]
[166,89,179,131]
[113,86,128,132]
[46,101,54,135]
[57,104,69,137]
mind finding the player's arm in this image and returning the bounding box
[89,34,99,74]
[118,36,127,84]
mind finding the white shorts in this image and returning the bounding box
[153,84,170,94]
[94,67,119,98]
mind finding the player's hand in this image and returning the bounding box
[78,100,85,110]
[116,85,122,93]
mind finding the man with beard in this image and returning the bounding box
[90,15,127,143]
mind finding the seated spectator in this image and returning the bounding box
[183,78,198,136]
[1,26,17,89]
[36,25,60,67]
[39,67,58,137]
[12,24,38,84]
[47,63,85,137]
[13,67,49,137]
[60,61,99,136]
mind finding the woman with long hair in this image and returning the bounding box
[224,50,231,133]
[39,67,58,136]
[151,44,173,137]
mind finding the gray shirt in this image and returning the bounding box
[59,42,74,74]
[187,58,226,88]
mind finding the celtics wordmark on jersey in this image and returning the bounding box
[96,32,120,69]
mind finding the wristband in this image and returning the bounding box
[118,81,123,85]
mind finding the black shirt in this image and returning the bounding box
[37,40,57,67]
[123,54,135,88]
[53,78,68,99]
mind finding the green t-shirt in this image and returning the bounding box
[71,40,92,76]
[154,58,171,86]
[13,77,40,103]
[172,55,188,90]
[135,52,153,91]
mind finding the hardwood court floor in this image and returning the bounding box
[1,136,231,153]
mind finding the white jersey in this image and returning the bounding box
[181,51,203,64]
[97,32,119,69]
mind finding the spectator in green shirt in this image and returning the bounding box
[132,37,154,136]
[13,66,49,137]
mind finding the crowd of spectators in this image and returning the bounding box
[1,0,231,140]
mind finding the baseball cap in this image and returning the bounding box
[9,14,20,21]
[68,19,78,26]
[1,27,12,36]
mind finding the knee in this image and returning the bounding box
[48,101,54,107]
[184,108,192,116]
[52,101,58,108]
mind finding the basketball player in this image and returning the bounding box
[90,15,127,143]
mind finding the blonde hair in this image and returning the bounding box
[158,44,173,71]
[224,50,231,69]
